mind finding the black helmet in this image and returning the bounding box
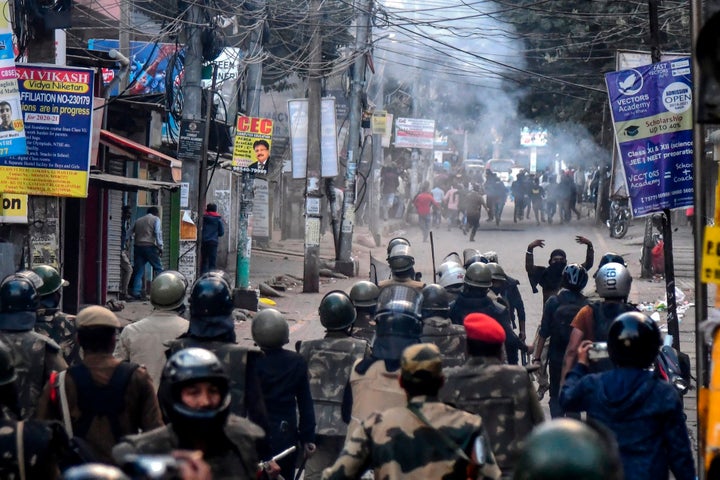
[160,348,231,431]
[31,265,68,296]
[197,269,233,289]
[348,280,380,308]
[376,284,423,320]
[561,264,589,292]
[373,285,423,360]
[463,249,487,269]
[319,290,356,331]
[189,277,234,317]
[421,284,449,315]
[63,464,130,480]
[608,312,661,369]
[594,252,627,278]
[0,274,38,313]
[464,262,492,288]
[0,339,16,386]
[595,262,632,299]
[251,308,289,348]
[513,418,622,480]
[386,237,411,255]
[387,244,414,272]
[150,270,187,310]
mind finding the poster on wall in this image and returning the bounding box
[288,98,339,179]
[232,116,273,174]
[0,0,26,158]
[0,64,94,197]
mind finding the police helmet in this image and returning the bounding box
[160,348,231,430]
[197,269,233,289]
[31,265,68,296]
[373,287,424,361]
[440,252,462,267]
[607,312,661,369]
[421,284,449,315]
[319,290,356,331]
[387,244,415,273]
[348,280,380,308]
[0,273,38,313]
[376,284,423,321]
[251,308,289,348]
[595,262,632,299]
[189,276,234,317]
[483,251,499,264]
[487,263,507,282]
[0,340,16,386]
[386,237,411,256]
[561,264,589,292]
[150,270,187,311]
[438,263,465,289]
[463,249,487,269]
[464,262,492,288]
[62,464,130,480]
[594,252,627,278]
[513,418,622,480]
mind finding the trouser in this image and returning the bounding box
[418,214,431,241]
[201,241,218,273]
[120,250,132,295]
[130,245,163,296]
[532,326,549,390]
[466,213,480,241]
[304,435,345,480]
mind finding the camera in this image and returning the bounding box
[587,342,609,361]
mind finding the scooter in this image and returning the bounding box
[607,198,631,239]
[654,334,692,396]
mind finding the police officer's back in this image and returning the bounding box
[0,273,66,419]
[420,284,466,367]
[377,243,424,293]
[348,280,379,344]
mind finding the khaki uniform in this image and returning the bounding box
[114,311,189,389]
[36,352,163,463]
[0,330,67,419]
[441,356,544,478]
[421,315,466,368]
[322,396,502,480]
[35,310,81,366]
[113,415,264,480]
[347,359,405,438]
[377,277,425,293]
[298,334,369,480]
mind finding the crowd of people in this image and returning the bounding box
[0,231,696,479]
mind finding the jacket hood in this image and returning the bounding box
[598,367,656,415]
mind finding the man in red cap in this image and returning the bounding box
[441,312,544,479]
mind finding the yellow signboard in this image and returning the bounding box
[0,193,27,223]
[371,111,387,135]
[701,225,720,284]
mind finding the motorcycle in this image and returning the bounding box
[654,334,692,396]
[607,198,631,239]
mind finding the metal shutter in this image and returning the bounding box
[106,159,125,293]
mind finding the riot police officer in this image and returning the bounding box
[378,243,424,292]
[0,273,66,419]
[297,290,369,479]
[32,264,81,366]
[420,283,466,367]
[348,280,379,343]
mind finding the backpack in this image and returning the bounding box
[549,294,588,354]
[588,301,637,372]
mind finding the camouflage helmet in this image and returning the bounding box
[319,290,356,331]
[31,264,68,296]
[595,262,632,299]
[387,243,414,272]
[401,343,443,385]
[608,312,661,369]
[513,419,622,480]
[421,283,450,315]
[62,464,130,480]
[189,276,234,317]
[464,262,492,288]
[0,339,16,386]
[486,262,507,282]
[252,308,289,348]
[349,280,380,308]
[150,270,188,311]
[386,236,411,255]
[0,273,38,313]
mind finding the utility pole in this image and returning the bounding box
[336,0,372,276]
[195,66,217,276]
[303,0,323,292]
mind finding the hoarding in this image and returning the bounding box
[288,98,339,179]
[0,65,94,197]
[394,117,435,149]
[232,116,273,174]
[605,57,693,216]
[0,0,26,157]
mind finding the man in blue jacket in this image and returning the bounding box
[201,203,225,273]
[560,312,694,480]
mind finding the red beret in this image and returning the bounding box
[464,313,506,343]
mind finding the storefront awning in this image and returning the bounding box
[89,172,179,191]
[99,130,182,182]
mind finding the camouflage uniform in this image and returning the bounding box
[322,396,502,480]
[421,315,466,368]
[441,356,544,478]
[346,359,406,438]
[34,309,81,366]
[113,415,264,480]
[0,330,67,419]
[298,333,369,480]
[0,417,72,478]
[352,310,375,344]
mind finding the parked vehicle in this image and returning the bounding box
[607,197,631,238]
[485,158,515,187]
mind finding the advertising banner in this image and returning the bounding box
[288,98,339,179]
[394,117,435,149]
[605,58,693,217]
[0,65,94,197]
[0,0,26,157]
[0,193,27,223]
[232,116,273,174]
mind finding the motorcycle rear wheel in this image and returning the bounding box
[611,220,628,239]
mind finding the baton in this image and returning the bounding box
[430,231,436,281]
[258,445,297,471]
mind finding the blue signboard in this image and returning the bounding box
[605,58,694,217]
